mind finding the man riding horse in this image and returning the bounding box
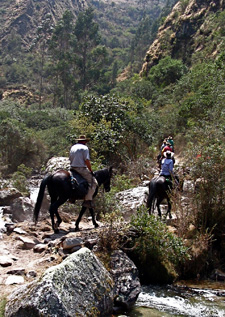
[69,135,98,209]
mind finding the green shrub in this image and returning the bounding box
[128,206,189,283]
[0,118,46,173]
[185,126,225,252]
[11,171,29,196]
[0,297,7,317]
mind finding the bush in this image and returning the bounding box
[0,118,46,173]
[127,206,189,283]
[148,56,187,88]
[11,171,29,196]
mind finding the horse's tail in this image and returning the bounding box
[146,179,157,214]
[33,174,51,224]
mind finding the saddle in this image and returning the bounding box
[70,170,89,199]
[159,175,173,190]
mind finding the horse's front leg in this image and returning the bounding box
[49,199,65,233]
[89,208,99,228]
[49,208,55,233]
[75,206,86,231]
[156,199,162,219]
[166,198,172,219]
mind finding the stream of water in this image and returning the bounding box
[127,281,225,317]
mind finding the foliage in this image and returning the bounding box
[48,10,76,108]
[0,118,46,174]
[130,206,189,266]
[78,94,157,166]
[185,126,225,244]
[11,171,29,196]
[97,211,127,253]
[148,56,188,88]
[0,297,7,317]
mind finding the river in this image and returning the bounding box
[125,281,225,317]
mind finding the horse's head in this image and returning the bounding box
[95,166,113,192]
[103,166,113,192]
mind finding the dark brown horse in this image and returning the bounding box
[33,167,113,233]
[146,176,173,219]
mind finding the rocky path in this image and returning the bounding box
[0,216,103,300]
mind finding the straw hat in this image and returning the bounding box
[76,135,90,142]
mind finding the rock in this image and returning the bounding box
[5,247,114,317]
[110,250,141,310]
[5,275,25,285]
[18,236,36,249]
[60,236,83,250]
[11,197,34,222]
[2,206,12,214]
[7,268,26,275]
[0,207,7,233]
[13,227,27,235]
[0,188,22,206]
[70,245,82,253]
[45,157,70,173]
[33,243,47,253]
[0,256,13,267]
[27,270,37,278]
[116,184,149,219]
[84,238,98,249]
[210,269,225,281]
[5,223,15,234]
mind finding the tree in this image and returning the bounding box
[34,14,53,108]
[49,11,76,108]
[74,8,104,90]
[148,56,187,87]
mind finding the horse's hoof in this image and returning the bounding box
[94,223,99,228]
[75,227,80,232]
[54,229,60,234]
[54,220,62,231]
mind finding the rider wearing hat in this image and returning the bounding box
[159,150,175,180]
[69,135,98,208]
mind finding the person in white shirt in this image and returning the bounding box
[69,135,98,208]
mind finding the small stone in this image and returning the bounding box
[27,270,37,278]
[7,268,25,275]
[0,256,13,267]
[18,236,36,249]
[13,228,27,235]
[61,237,83,250]
[33,243,47,253]
[5,275,24,285]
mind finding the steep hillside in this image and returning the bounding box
[141,0,225,75]
[0,0,163,53]
[0,0,85,49]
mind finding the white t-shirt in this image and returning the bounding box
[69,143,90,167]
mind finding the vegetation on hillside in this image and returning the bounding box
[0,0,225,279]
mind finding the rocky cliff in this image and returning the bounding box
[141,0,225,75]
[0,0,87,50]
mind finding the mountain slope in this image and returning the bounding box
[141,0,225,75]
[0,0,85,50]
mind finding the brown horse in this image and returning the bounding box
[33,167,113,233]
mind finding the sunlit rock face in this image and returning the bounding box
[141,0,225,75]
